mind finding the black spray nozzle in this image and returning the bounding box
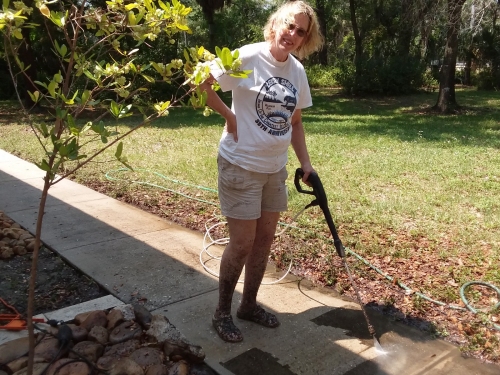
[294,168,346,258]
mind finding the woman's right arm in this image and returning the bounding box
[199,75,238,142]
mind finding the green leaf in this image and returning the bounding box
[83,70,96,81]
[58,144,68,157]
[118,104,133,118]
[117,156,133,171]
[28,90,40,103]
[125,3,139,10]
[115,142,123,158]
[67,140,82,160]
[67,114,79,135]
[140,74,155,83]
[81,89,90,104]
[81,122,92,133]
[50,11,65,27]
[48,81,57,98]
[34,81,47,89]
[158,0,169,11]
[229,70,252,78]
[219,47,233,70]
[128,11,137,26]
[110,100,120,117]
[36,159,51,172]
[55,107,67,120]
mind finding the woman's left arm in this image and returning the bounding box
[291,109,315,182]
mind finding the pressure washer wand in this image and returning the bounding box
[294,168,382,348]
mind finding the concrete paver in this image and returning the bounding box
[1,149,499,375]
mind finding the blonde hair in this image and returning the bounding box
[263,1,324,60]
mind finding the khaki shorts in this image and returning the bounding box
[217,154,288,220]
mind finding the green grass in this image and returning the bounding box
[1,88,499,297]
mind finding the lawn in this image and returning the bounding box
[1,88,499,361]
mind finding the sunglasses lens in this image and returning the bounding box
[287,23,306,38]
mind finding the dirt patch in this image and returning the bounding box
[0,212,107,317]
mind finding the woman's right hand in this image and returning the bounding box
[224,112,238,142]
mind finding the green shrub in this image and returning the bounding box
[305,64,339,88]
[335,55,427,95]
[476,68,500,91]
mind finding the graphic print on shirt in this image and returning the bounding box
[255,77,297,137]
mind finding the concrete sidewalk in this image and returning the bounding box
[0,148,498,375]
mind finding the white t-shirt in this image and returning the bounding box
[210,42,312,173]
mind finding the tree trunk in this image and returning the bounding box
[434,0,466,113]
[397,0,414,57]
[315,0,328,65]
[27,171,51,375]
[349,0,363,84]
[464,44,473,86]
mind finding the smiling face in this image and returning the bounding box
[269,12,310,62]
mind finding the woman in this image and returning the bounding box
[201,0,324,343]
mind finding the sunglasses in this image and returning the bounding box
[286,22,308,38]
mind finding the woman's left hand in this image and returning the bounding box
[300,163,315,185]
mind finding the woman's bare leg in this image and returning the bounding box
[239,210,280,312]
[215,217,257,318]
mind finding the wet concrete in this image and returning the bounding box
[222,348,297,375]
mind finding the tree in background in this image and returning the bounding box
[461,0,500,89]
[187,0,275,50]
[433,0,467,112]
[194,0,231,50]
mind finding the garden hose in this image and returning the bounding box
[105,168,500,331]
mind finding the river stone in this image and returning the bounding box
[107,308,125,330]
[11,363,48,375]
[46,358,91,375]
[6,356,46,373]
[25,239,35,252]
[163,341,205,364]
[0,337,29,364]
[88,325,109,345]
[109,321,142,344]
[133,304,152,329]
[69,341,104,362]
[13,245,27,255]
[19,232,33,241]
[79,310,108,331]
[1,246,14,258]
[129,347,165,369]
[145,364,168,375]
[107,358,144,375]
[33,337,62,361]
[104,339,141,358]
[113,304,135,321]
[166,360,189,375]
[67,323,88,342]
